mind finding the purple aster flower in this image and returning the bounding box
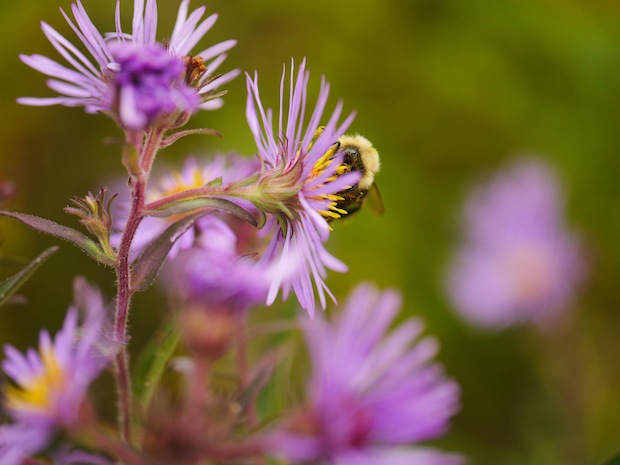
[246,59,360,316]
[161,215,282,359]
[112,154,260,259]
[164,215,272,312]
[267,284,463,465]
[19,0,239,130]
[0,281,114,465]
[446,158,584,329]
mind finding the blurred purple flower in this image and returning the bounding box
[267,284,462,465]
[164,215,271,312]
[19,0,239,130]
[446,159,584,329]
[246,59,359,316]
[0,281,114,465]
[113,154,259,259]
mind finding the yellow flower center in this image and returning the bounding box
[5,346,67,413]
[152,168,210,201]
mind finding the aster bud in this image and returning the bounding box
[179,305,236,362]
[65,188,117,259]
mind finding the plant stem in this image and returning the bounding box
[235,313,260,430]
[188,357,209,415]
[113,174,144,444]
[142,176,260,212]
[90,425,152,465]
[113,127,165,443]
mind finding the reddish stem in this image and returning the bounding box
[187,357,209,415]
[144,185,233,211]
[113,127,165,443]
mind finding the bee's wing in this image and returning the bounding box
[366,182,385,216]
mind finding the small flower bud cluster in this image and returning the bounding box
[65,188,117,259]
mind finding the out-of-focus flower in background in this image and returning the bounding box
[18,0,239,131]
[446,158,585,330]
[163,214,270,312]
[0,280,114,465]
[245,59,359,316]
[162,214,273,359]
[112,154,259,259]
[267,283,462,465]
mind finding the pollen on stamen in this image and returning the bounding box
[316,194,348,225]
[311,145,339,178]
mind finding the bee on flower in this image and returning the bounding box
[244,59,362,316]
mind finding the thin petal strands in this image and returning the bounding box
[245,59,357,315]
[19,0,239,130]
[267,284,463,465]
[0,283,113,465]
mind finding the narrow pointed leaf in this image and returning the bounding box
[0,246,59,306]
[130,212,202,292]
[234,349,280,413]
[159,127,221,149]
[145,197,257,226]
[255,209,267,229]
[132,320,180,414]
[0,211,115,267]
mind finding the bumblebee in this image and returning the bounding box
[332,134,383,219]
[310,127,383,221]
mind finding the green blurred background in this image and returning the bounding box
[2,0,620,463]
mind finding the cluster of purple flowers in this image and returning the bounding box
[0,0,590,464]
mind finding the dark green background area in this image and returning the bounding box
[1,1,620,464]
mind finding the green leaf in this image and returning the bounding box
[130,211,202,292]
[145,197,257,227]
[0,246,59,306]
[132,320,181,414]
[0,211,115,267]
[159,128,222,149]
[206,177,223,188]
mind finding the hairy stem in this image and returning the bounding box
[113,127,166,443]
[142,176,260,212]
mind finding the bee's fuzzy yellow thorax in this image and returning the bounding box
[338,134,380,190]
